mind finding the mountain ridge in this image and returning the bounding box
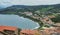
[0,4,60,14]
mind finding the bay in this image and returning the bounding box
[0,14,40,29]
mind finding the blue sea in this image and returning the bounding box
[0,14,40,29]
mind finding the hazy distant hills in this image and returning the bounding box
[0,5,7,9]
[0,5,47,11]
[0,6,4,9]
[0,4,60,14]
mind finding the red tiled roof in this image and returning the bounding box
[21,30,39,34]
[0,26,17,31]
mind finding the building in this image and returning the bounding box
[0,26,40,35]
[40,27,60,35]
[20,30,40,35]
[40,16,54,25]
[24,12,33,16]
[48,15,55,18]
[0,26,19,35]
[0,26,17,31]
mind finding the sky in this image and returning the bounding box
[0,0,60,7]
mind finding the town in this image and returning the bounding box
[0,4,60,35]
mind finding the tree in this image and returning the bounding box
[18,28,21,35]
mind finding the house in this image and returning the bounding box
[54,23,60,27]
[24,12,33,16]
[0,26,17,31]
[0,26,19,35]
[48,15,55,18]
[41,16,54,25]
[40,27,60,35]
[20,30,40,35]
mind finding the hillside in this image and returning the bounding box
[0,4,60,32]
[0,4,60,14]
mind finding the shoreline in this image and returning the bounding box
[33,25,40,30]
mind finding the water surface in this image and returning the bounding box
[0,14,40,29]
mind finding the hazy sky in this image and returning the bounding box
[0,0,60,7]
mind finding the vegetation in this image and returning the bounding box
[0,4,60,30]
[51,14,60,23]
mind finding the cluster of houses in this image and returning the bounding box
[0,26,60,35]
[0,12,59,35]
[0,26,40,35]
[39,27,60,35]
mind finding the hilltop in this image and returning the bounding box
[0,4,60,14]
